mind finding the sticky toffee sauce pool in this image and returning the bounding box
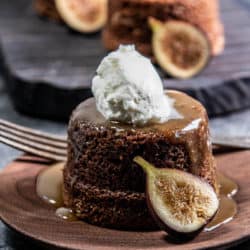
[36,162,238,231]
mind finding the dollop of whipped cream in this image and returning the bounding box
[92,45,179,125]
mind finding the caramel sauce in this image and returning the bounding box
[36,162,64,207]
[217,172,238,197]
[36,162,238,230]
[205,196,237,231]
[36,163,76,221]
[205,173,238,231]
[55,207,78,221]
[72,91,206,134]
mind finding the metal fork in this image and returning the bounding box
[0,119,67,161]
[0,119,250,162]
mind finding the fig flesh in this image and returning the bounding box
[149,18,211,79]
[55,0,107,33]
[134,156,219,240]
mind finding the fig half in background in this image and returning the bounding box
[134,156,219,241]
[149,18,211,79]
[55,0,107,33]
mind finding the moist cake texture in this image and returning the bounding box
[103,0,224,57]
[64,90,217,229]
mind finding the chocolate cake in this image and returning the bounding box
[64,90,217,230]
[103,0,224,57]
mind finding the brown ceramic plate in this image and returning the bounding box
[0,151,250,250]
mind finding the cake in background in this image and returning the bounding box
[102,0,225,78]
[103,0,224,57]
[35,0,225,79]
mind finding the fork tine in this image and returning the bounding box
[16,155,54,164]
[0,119,67,143]
[0,137,66,162]
[0,130,67,156]
[0,124,67,149]
[0,119,68,161]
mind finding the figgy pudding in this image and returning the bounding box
[63,45,217,230]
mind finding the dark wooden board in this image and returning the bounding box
[1,0,250,121]
[0,151,250,249]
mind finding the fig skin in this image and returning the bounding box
[134,156,219,241]
[149,18,211,79]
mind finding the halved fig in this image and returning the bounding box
[149,18,211,79]
[55,0,107,33]
[134,156,219,240]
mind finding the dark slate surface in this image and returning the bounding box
[0,0,250,120]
